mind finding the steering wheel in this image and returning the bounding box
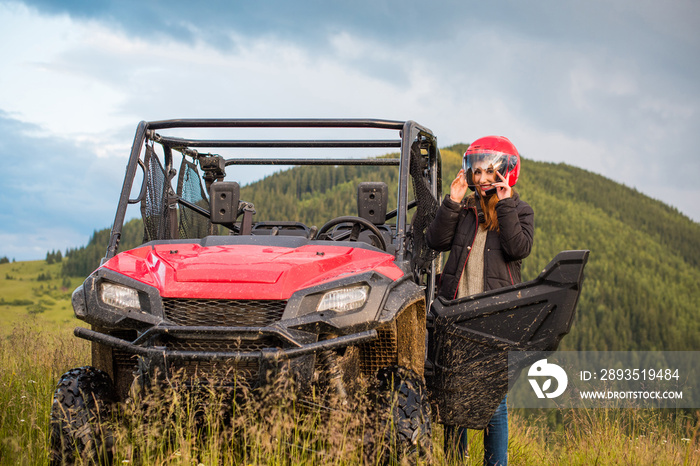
[316,216,388,252]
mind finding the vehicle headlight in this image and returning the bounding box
[317,285,369,313]
[100,282,140,310]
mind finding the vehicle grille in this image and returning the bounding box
[359,324,397,376]
[166,336,283,353]
[165,336,288,381]
[109,330,138,400]
[114,349,138,373]
[163,299,287,327]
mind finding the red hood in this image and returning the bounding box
[101,242,403,300]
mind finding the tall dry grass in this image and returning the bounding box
[0,319,90,465]
[2,320,700,465]
[504,407,700,465]
[110,369,377,465]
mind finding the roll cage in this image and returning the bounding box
[105,118,442,300]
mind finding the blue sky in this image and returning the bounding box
[1,0,698,260]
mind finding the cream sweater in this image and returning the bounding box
[457,226,487,298]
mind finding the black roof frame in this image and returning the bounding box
[106,118,440,265]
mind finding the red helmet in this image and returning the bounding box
[463,135,521,192]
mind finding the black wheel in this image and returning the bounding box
[49,366,117,466]
[366,366,433,465]
[316,216,388,251]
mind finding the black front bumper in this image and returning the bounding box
[76,325,378,386]
[76,326,377,361]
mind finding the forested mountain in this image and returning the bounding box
[61,145,700,352]
[62,218,144,277]
[514,154,700,351]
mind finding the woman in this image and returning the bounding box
[426,136,534,465]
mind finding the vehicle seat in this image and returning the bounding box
[251,221,310,237]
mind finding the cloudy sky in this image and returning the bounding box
[0,0,698,261]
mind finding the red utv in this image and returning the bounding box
[50,119,588,464]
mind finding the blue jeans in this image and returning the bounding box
[444,397,508,465]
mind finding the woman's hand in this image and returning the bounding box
[493,171,512,200]
[450,169,469,202]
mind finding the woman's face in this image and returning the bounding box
[472,160,497,195]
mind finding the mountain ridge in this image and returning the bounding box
[52,145,700,352]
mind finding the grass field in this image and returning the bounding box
[0,260,81,330]
[1,260,699,464]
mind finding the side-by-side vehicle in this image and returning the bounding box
[50,119,588,464]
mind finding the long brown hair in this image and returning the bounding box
[467,190,515,231]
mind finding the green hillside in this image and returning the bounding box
[0,260,79,330]
[514,155,700,351]
[16,145,699,352]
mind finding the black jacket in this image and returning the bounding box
[426,193,534,300]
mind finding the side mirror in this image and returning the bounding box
[210,182,240,225]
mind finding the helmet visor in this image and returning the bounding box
[463,151,509,185]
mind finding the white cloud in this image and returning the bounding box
[0,3,127,138]
[569,59,638,112]
[0,0,698,262]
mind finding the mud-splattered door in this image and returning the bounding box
[426,250,589,428]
